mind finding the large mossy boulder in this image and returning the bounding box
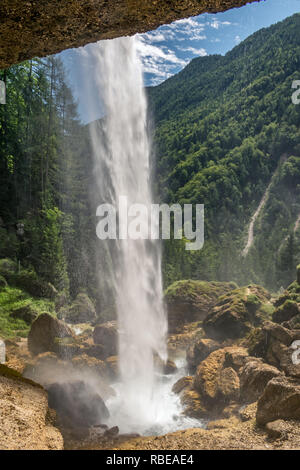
[256,376,300,425]
[28,313,73,356]
[202,285,272,341]
[165,280,237,333]
[58,293,96,324]
[93,321,118,358]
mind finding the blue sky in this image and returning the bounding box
[61,0,300,122]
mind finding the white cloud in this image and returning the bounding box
[136,37,189,85]
[177,46,207,57]
[209,19,232,29]
[234,35,241,44]
[136,40,187,66]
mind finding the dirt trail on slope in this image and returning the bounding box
[242,156,286,257]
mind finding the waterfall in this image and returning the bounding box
[89,36,168,431]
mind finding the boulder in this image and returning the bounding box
[180,389,207,419]
[273,300,299,324]
[93,321,118,358]
[172,376,193,395]
[265,419,290,440]
[186,338,220,373]
[47,380,109,428]
[81,343,106,360]
[240,359,283,403]
[104,426,119,439]
[28,313,73,356]
[165,280,236,333]
[203,285,271,341]
[58,293,96,324]
[193,347,245,408]
[218,367,240,402]
[246,321,300,378]
[154,355,177,374]
[10,304,39,324]
[256,376,300,425]
[164,359,177,375]
[53,336,80,359]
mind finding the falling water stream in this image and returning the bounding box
[88,36,202,435]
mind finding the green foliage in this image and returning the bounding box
[0,286,55,338]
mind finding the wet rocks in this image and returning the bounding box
[172,376,193,394]
[93,321,118,358]
[105,355,118,380]
[47,380,109,429]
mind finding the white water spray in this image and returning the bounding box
[89,36,169,431]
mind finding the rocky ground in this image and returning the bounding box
[1,263,300,450]
[0,364,63,450]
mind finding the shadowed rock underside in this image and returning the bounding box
[0,0,260,68]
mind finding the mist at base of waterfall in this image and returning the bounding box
[104,357,204,436]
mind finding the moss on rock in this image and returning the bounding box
[165,280,236,333]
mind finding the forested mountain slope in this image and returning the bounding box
[148,13,300,291]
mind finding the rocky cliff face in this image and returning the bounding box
[0,0,260,69]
